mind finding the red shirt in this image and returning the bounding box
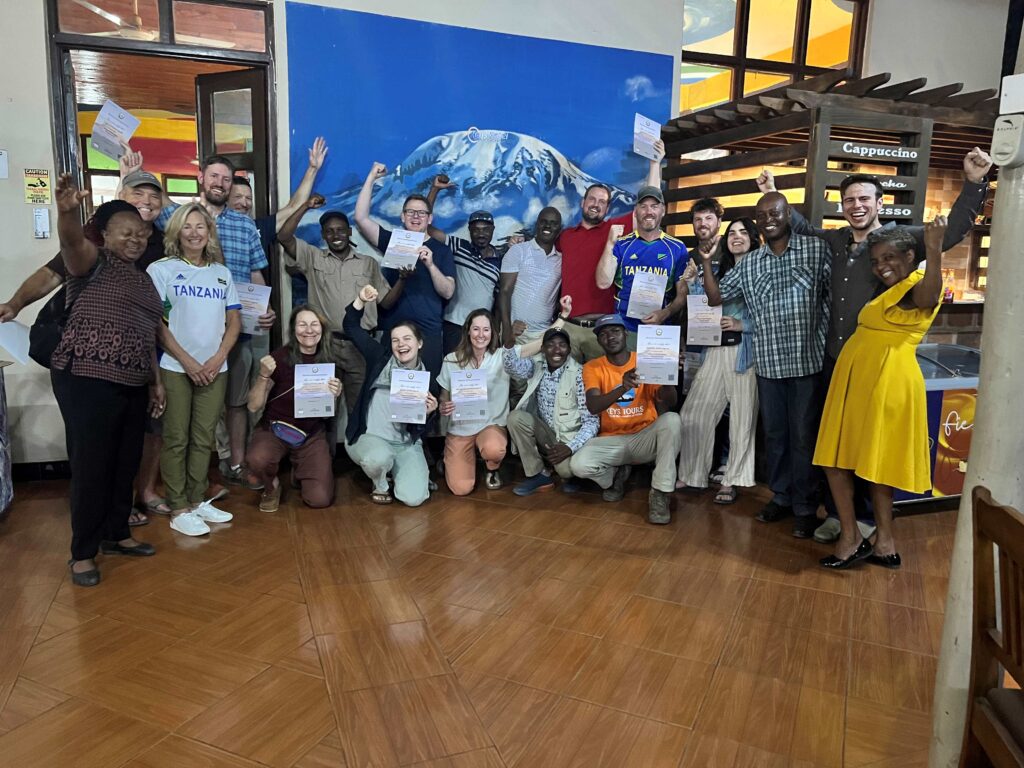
[557,211,632,316]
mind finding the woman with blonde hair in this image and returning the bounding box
[147,203,241,536]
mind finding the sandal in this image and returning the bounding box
[713,486,738,505]
[371,491,393,505]
[128,509,150,527]
[137,497,172,517]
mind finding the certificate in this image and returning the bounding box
[90,99,140,160]
[450,369,489,423]
[626,270,668,320]
[390,369,431,424]
[0,320,31,365]
[294,363,335,418]
[686,294,723,346]
[382,229,425,270]
[636,324,680,386]
[633,113,661,161]
[235,282,272,336]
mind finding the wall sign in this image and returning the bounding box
[829,140,921,162]
[24,169,51,204]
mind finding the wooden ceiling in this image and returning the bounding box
[71,49,246,114]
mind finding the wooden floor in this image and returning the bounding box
[0,469,956,768]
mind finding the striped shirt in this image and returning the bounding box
[717,234,831,379]
[501,240,562,332]
[612,231,689,332]
[443,235,502,325]
[156,204,268,283]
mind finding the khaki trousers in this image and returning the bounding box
[161,370,228,509]
[569,412,681,493]
[506,410,573,479]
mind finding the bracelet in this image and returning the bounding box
[557,315,569,321]
[259,374,271,380]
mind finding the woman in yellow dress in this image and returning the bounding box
[814,217,947,570]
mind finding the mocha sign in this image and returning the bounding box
[829,141,922,162]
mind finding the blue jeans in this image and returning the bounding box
[756,373,823,518]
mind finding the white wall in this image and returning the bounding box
[864,0,1008,92]
[0,3,67,463]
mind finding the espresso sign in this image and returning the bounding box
[829,140,921,162]
[825,171,921,192]
[831,202,915,219]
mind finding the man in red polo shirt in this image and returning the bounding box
[559,139,666,361]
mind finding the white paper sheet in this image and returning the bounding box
[625,270,668,320]
[381,229,426,270]
[686,294,723,346]
[294,363,335,418]
[450,369,489,423]
[636,324,680,386]
[389,369,430,424]
[235,282,272,336]
[633,113,661,161]
[90,99,141,160]
[0,321,31,365]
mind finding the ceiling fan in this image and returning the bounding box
[69,0,237,48]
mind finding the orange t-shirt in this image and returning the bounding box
[582,352,659,436]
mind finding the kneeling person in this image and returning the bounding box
[571,315,681,524]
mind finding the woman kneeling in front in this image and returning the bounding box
[438,309,510,495]
[344,285,438,506]
[814,218,947,570]
[246,305,341,512]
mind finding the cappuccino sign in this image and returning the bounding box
[830,140,921,162]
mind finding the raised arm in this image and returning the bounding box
[248,354,276,413]
[120,148,173,208]
[424,175,455,243]
[55,174,99,277]
[908,147,992,253]
[344,285,388,368]
[277,197,317,260]
[909,216,947,309]
[416,245,455,299]
[0,265,63,322]
[518,296,572,358]
[354,162,386,248]
[596,225,624,290]
[646,138,666,188]
[586,367,641,415]
[698,252,724,306]
[275,137,328,228]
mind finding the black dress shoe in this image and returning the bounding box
[791,516,819,539]
[100,540,156,557]
[868,552,902,569]
[756,500,793,523]
[68,559,100,587]
[819,539,874,570]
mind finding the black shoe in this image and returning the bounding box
[868,552,902,569]
[100,540,156,557]
[68,559,100,587]
[602,465,632,503]
[791,516,819,539]
[756,500,792,523]
[819,539,874,570]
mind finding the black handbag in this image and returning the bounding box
[28,261,102,369]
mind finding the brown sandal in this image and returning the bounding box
[371,491,393,505]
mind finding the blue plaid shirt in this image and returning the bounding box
[156,204,268,284]
[717,234,830,379]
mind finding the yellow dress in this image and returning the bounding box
[813,270,940,492]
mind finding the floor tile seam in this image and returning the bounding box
[745,572,854,598]
[106,731,180,768]
[844,635,940,658]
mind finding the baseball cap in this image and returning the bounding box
[122,170,162,190]
[636,185,665,204]
[468,210,494,225]
[593,314,626,334]
[319,210,351,228]
[542,327,571,346]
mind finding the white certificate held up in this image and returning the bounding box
[626,270,668,320]
[0,320,31,365]
[633,113,661,161]
[382,229,425,270]
[90,99,141,160]
[294,363,336,418]
[686,294,723,346]
[235,282,272,336]
[636,324,680,386]
[390,369,431,424]
[450,369,489,423]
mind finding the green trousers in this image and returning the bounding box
[161,370,227,509]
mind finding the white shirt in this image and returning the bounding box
[437,349,510,436]
[147,257,241,374]
[501,240,562,332]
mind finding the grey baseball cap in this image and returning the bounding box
[636,185,665,204]
[123,170,162,190]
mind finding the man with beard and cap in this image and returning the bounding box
[137,153,276,490]
[503,296,600,496]
[596,185,689,346]
[278,200,398,413]
[425,175,520,354]
[571,314,682,524]
[497,207,564,350]
[700,192,831,539]
[557,140,666,362]
[755,147,992,542]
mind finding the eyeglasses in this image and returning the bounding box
[403,209,430,218]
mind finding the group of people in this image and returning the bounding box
[2,128,992,585]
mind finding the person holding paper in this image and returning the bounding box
[678,218,760,505]
[278,200,396,413]
[595,186,688,344]
[343,285,439,506]
[572,315,681,524]
[700,193,831,539]
[354,162,455,381]
[503,296,600,496]
[437,309,510,495]
[558,139,665,362]
[50,181,164,587]
[497,207,564,347]
[245,305,341,513]
[147,204,241,537]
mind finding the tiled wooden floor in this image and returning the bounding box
[0,469,956,767]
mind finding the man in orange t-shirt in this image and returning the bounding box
[570,315,681,524]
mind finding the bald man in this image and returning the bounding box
[700,192,831,539]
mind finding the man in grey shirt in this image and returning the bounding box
[498,207,564,347]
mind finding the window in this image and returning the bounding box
[681,0,867,112]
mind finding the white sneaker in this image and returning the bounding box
[170,511,211,537]
[193,501,233,523]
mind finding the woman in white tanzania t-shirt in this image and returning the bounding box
[147,203,241,536]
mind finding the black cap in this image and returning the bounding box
[468,210,494,225]
[542,327,571,347]
[319,210,350,228]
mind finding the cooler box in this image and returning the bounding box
[895,343,979,504]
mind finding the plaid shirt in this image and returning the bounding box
[502,347,600,453]
[718,233,830,379]
[156,204,268,283]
